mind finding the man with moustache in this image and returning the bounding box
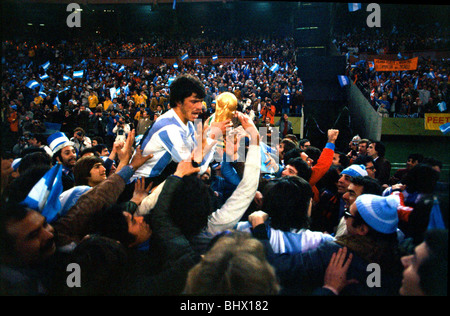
[48,132,77,191]
[0,203,60,295]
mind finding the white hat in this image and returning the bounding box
[47,132,74,153]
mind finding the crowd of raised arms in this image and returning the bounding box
[0,31,448,296]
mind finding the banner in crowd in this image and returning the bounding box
[424,113,450,131]
[373,57,418,72]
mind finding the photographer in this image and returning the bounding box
[70,127,92,153]
[112,116,131,143]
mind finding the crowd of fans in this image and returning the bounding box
[0,28,448,297]
[334,24,449,117]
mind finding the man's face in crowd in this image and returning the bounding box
[367,143,377,158]
[345,202,361,236]
[176,93,204,124]
[358,142,368,155]
[300,152,313,167]
[399,242,428,296]
[281,164,298,177]
[28,137,38,147]
[406,158,418,170]
[6,210,56,266]
[58,145,77,169]
[88,162,107,187]
[332,153,341,166]
[300,141,310,150]
[122,212,152,248]
[337,174,352,194]
[101,147,110,156]
[365,162,376,178]
[342,183,364,208]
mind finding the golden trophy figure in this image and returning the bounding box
[214,92,238,123]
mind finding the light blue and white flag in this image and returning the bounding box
[270,63,280,72]
[22,163,63,223]
[118,65,126,72]
[212,55,218,61]
[397,52,403,59]
[40,73,49,80]
[168,76,176,86]
[26,80,40,90]
[73,70,84,79]
[338,75,350,87]
[173,62,178,69]
[41,61,50,71]
[427,71,436,79]
[437,101,447,112]
[59,185,91,218]
[440,122,450,134]
[39,91,47,98]
[414,77,419,90]
[141,57,145,67]
[110,87,118,100]
[173,0,176,10]
[195,59,201,65]
[348,3,362,12]
[181,53,189,61]
[63,75,72,81]
[53,95,61,109]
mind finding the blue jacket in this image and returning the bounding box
[253,225,402,296]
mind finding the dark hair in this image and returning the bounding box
[280,139,297,156]
[334,151,350,169]
[372,141,386,158]
[299,139,310,148]
[283,148,302,164]
[353,155,375,166]
[419,229,448,296]
[0,202,30,260]
[19,151,52,174]
[305,146,321,166]
[408,153,424,163]
[169,174,212,239]
[79,147,99,158]
[287,157,312,181]
[92,136,104,145]
[2,165,50,204]
[262,176,313,231]
[169,74,206,108]
[350,176,383,195]
[422,157,443,170]
[73,156,105,186]
[91,204,137,246]
[58,235,129,295]
[316,165,340,194]
[403,164,439,194]
[93,144,108,155]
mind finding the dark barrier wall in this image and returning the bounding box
[348,83,382,141]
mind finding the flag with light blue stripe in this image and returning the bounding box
[440,122,450,134]
[181,53,189,61]
[26,80,40,89]
[22,163,63,223]
[173,62,178,69]
[41,61,50,71]
[338,75,350,87]
[270,63,280,72]
[348,3,361,11]
[40,73,49,80]
[437,101,447,112]
[63,75,72,81]
[53,95,61,109]
[212,55,218,61]
[73,70,84,79]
